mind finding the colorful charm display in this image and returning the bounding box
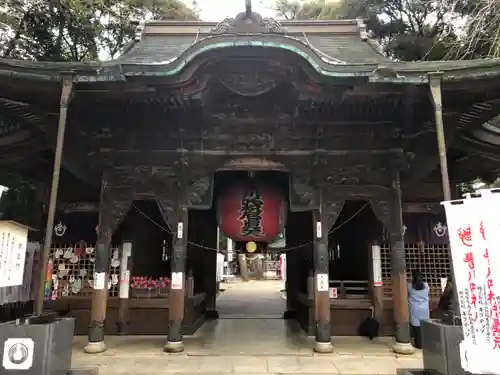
[217,183,287,243]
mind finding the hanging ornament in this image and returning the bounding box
[433,221,448,237]
[54,222,67,237]
[217,182,287,243]
[246,241,257,253]
[75,240,86,257]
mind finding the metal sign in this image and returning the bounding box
[2,338,34,370]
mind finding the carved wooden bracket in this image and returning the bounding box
[156,197,176,229]
[370,199,405,235]
[95,179,133,273]
[185,175,214,209]
[370,198,406,271]
[289,176,319,211]
[154,174,214,227]
[323,200,345,232]
[97,173,133,240]
[370,200,392,231]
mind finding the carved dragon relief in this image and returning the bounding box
[233,133,275,151]
[217,71,277,97]
[184,176,214,209]
[325,166,390,185]
[289,176,319,211]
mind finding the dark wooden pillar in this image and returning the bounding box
[313,199,343,353]
[283,211,299,319]
[283,249,295,318]
[164,205,188,353]
[159,206,189,353]
[84,176,131,354]
[371,177,415,355]
[204,248,219,319]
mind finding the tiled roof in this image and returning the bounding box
[114,18,388,65]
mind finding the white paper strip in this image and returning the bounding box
[316,273,328,292]
[93,272,106,290]
[171,272,183,290]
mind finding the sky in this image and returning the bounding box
[195,0,275,21]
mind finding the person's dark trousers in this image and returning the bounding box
[410,324,422,349]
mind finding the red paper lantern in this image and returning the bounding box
[217,183,287,243]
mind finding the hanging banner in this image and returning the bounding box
[442,191,500,374]
[476,190,500,354]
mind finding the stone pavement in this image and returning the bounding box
[72,280,423,374]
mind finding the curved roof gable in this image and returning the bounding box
[116,17,387,66]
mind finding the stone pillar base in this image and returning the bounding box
[314,341,334,354]
[84,341,107,354]
[392,342,416,355]
[164,341,185,353]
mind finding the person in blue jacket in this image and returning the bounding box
[408,269,429,349]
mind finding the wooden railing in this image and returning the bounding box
[329,280,370,299]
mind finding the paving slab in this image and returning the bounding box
[71,280,422,374]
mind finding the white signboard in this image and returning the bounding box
[315,221,322,239]
[119,242,132,299]
[119,270,130,299]
[372,244,383,286]
[280,254,286,281]
[329,287,338,299]
[316,273,328,292]
[216,253,224,282]
[0,221,29,288]
[177,222,183,239]
[171,272,183,290]
[2,338,34,370]
[93,272,106,290]
[442,190,500,374]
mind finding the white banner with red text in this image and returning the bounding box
[442,189,500,374]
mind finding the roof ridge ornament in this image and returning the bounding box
[211,0,284,34]
[246,0,252,17]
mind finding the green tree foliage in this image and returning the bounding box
[270,0,466,61]
[0,0,200,61]
[447,0,500,59]
[269,0,500,185]
[0,0,199,225]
